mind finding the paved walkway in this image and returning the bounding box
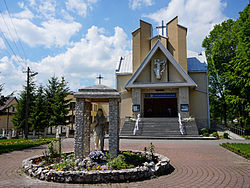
[0,139,249,188]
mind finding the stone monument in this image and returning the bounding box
[74,83,120,159]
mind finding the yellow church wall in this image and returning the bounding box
[189,72,209,129]
[178,26,187,72]
[132,28,141,73]
[150,36,167,49]
[116,74,132,92]
[119,91,132,129]
[169,63,185,82]
[167,17,187,72]
[140,20,151,64]
[167,17,178,62]
[136,63,151,82]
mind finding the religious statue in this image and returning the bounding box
[153,59,166,80]
[92,108,106,151]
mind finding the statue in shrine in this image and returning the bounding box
[92,108,106,151]
[153,59,166,80]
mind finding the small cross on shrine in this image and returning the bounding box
[156,20,167,36]
[96,74,104,85]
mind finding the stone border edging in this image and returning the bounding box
[22,151,170,183]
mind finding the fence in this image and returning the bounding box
[212,121,246,136]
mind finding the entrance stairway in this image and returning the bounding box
[120,118,199,137]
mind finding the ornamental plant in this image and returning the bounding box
[88,150,106,163]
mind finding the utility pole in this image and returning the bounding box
[24,67,38,139]
[24,67,30,139]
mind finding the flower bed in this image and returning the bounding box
[22,150,170,183]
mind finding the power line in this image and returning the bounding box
[3,0,27,60]
[0,9,24,64]
[0,26,23,66]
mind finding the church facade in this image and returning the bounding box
[116,17,209,131]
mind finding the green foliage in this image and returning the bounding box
[12,79,36,131]
[107,154,134,170]
[203,132,209,137]
[123,151,148,167]
[201,128,208,134]
[45,76,71,128]
[30,85,48,136]
[223,132,229,139]
[212,132,219,138]
[0,138,54,154]
[220,143,250,159]
[202,3,250,128]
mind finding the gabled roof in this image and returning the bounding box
[125,40,197,89]
[0,97,17,111]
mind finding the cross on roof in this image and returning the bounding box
[96,74,104,85]
[156,20,167,36]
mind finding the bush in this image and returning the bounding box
[123,151,148,166]
[212,132,219,138]
[203,132,209,137]
[223,132,229,139]
[108,154,134,170]
[0,136,7,140]
[201,128,208,135]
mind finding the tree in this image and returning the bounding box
[202,3,250,128]
[30,85,48,137]
[224,4,250,127]
[12,79,36,133]
[202,19,237,125]
[45,76,71,129]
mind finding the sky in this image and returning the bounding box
[0,0,248,96]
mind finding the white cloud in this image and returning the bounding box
[129,0,153,10]
[0,56,26,95]
[0,38,5,49]
[37,0,56,19]
[66,0,98,17]
[143,0,227,51]
[0,25,130,95]
[13,8,34,19]
[0,14,81,48]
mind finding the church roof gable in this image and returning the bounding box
[125,40,197,89]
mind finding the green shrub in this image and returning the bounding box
[123,151,147,166]
[108,154,134,170]
[223,132,229,139]
[203,132,209,137]
[212,132,219,138]
[208,129,215,134]
[201,128,208,135]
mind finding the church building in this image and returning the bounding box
[116,17,209,136]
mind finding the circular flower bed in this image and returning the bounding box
[22,150,170,183]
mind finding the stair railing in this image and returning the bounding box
[133,114,141,135]
[178,113,185,135]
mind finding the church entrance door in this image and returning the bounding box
[144,97,177,117]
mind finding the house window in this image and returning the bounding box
[12,106,15,112]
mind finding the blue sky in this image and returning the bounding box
[0,0,248,96]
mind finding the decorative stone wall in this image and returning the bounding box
[22,151,170,184]
[74,100,91,159]
[109,99,120,158]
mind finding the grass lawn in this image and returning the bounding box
[220,143,250,160]
[0,138,56,155]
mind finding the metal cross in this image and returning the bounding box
[156,20,167,36]
[96,74,103,85]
